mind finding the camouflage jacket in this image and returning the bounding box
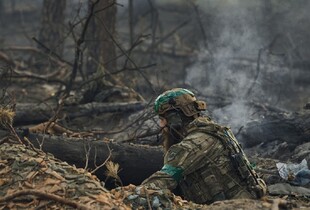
[142,117,266,204]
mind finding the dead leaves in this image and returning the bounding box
[0,143,130,209]
[173,194,189,207]
[0,107,15,129]
[0,178,10,186]
[95,194,112,205]
[28,121,94,138]
[0,165,11,175]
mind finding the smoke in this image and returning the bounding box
[185,1,310,132]
[116,0,309,132]
[186,1,274,131]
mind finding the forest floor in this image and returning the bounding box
[1,140,309,210]
[0,1,309,209]
[0,81,309,209]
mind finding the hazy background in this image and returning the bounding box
[0,0,309,131]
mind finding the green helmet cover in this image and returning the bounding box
[154,88,195,114]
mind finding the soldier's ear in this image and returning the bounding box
[159,117,167,128]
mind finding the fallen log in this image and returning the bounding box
[14,101,147,126]
[7,108,310,185]
[240,111,310,162]
[239,111,310,148]
[0,129,164,186]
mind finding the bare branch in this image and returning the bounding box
[147,19,190,51]
[84,141,91,170]
[91,143,112,174]
[65,0,116,96]
[94,14,156,94]
[0,190,90,210]
[12,69,67,86]
[190,2,208,49]
[31,38,72,67]
[245,35,281,98]
[245,48,264,98]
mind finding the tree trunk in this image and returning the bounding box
[261,0,274,41]
[38,0,66,57]
[86,0,117,77]
[129,0,134,45]
[0,1,4,26]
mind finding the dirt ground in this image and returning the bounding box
[0,83,309,209]
[1,141,309,210]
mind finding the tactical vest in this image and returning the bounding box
[178,117,266,204]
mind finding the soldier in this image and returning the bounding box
[142,88,266,204]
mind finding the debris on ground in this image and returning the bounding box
[1,137,310,209]
[276,159,310,186]
[0,142,129,209]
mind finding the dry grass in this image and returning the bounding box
[105,161,120,179]
[105,160,122,185]
[0,107,15,129]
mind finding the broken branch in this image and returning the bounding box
[0,190,90,210]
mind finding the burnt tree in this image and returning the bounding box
[0,1,3,26]
[78,0,121,104]
[86,0,117,77]
[38,0,67,57]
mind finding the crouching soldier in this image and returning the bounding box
[142,88,266,204]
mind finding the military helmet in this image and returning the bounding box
[154,88,206,117]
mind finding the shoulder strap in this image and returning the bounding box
[186,117,221,134]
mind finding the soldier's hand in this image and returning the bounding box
[125,185,172,209]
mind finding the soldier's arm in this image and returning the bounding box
[142,142,191,190]
[142,132,214,190]
[141,170,178,190]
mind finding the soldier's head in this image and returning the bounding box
[154,88,207,152]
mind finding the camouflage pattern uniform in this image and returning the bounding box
[143,116,266,204]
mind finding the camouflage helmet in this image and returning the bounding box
[154,88,206,117]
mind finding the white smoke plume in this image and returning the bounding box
[186,1,284,131]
